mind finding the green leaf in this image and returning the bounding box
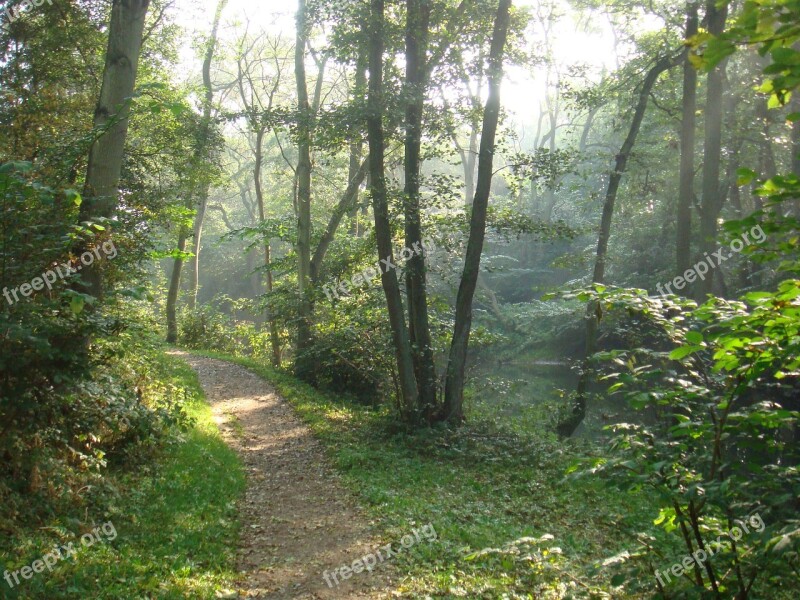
[70,295,85,315]
[669,345,700,360]
[685,331,704,344]
[65,189,82,206]
[169,102,187,118]
[736,168,757,186]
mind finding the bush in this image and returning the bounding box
[0,162,195,526]
[178,303,243,353]
[567,285,800,598]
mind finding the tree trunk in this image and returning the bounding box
[676,1,698,276]
[441,0,513,423]
[347,59,368,236]
[78,0,150,299]
[311,156,370,279]
[463,63,482,206]
[404,0,438,418]
[294,0,315,381]
[367,0,419,421]
[187,0,227,310]
[254,126,283,367]
[791,89,800,217]
[557,53,680,438]
[792,91,800,177]
[698,0,728,297]
[166,229,188,344]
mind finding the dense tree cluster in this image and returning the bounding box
[1,0,798,596]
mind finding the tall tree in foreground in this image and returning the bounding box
[365,0,512,424]
[404,0,438,417]
[78,0,151,299]
[676,1,698,276]
[367,0,420,419]
[294,0,315,381]
[697,0,728,297]
[557,52,680,438]
[441,0,512,422]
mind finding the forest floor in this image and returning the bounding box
[174,351,395,599]
[181,350,680,598]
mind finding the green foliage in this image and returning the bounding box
[0,300,197,527]
[0,162,197,523]
[564,285,800,597]
[689,0,800,105]
[178,302,244,354]
[308,297,397,403]
[0,351,245,599]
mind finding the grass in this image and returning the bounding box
[192,350,663,598]
[0,351,245,600]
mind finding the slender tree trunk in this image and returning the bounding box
[792,91,800,177]
[698,0,728,297]
[78,0,150,299]
[463,66,482,207]
[253,126,282,367]
[441,0,513,423]
[348,58,368,236]
[404,0,438,418]
[166,229,188,344]
[464,131,477,206]
[791,90,800,217]
[677,2,698,276]
[557,53,680,438]
[578,105,599,153]
[187,0,227,310]
[188,195,208,310]
[311,157,370,278]
[294,0,315,381]
[367,0,419,421]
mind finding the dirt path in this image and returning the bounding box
[173,352,396,599]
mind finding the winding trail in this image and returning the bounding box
[173,352,395,599]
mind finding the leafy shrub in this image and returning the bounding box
[567,285,800,598]
[178,303,243,353]
[0,163,194,527]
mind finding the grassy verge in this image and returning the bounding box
[192,350,663,598]
[0,351,245,600]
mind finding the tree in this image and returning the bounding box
[441,0,513,422]
[558,51,681,438]
[366,0,420,420]
[293,0,315,381]
[78,0,151,299]
[233,31,288,367]
[676,1,698,276]
[187,0,229,310]
[165,0,226,343]
[697,0,728,297]
[403,0,437,417]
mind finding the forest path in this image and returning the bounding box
[172,352,395,599]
